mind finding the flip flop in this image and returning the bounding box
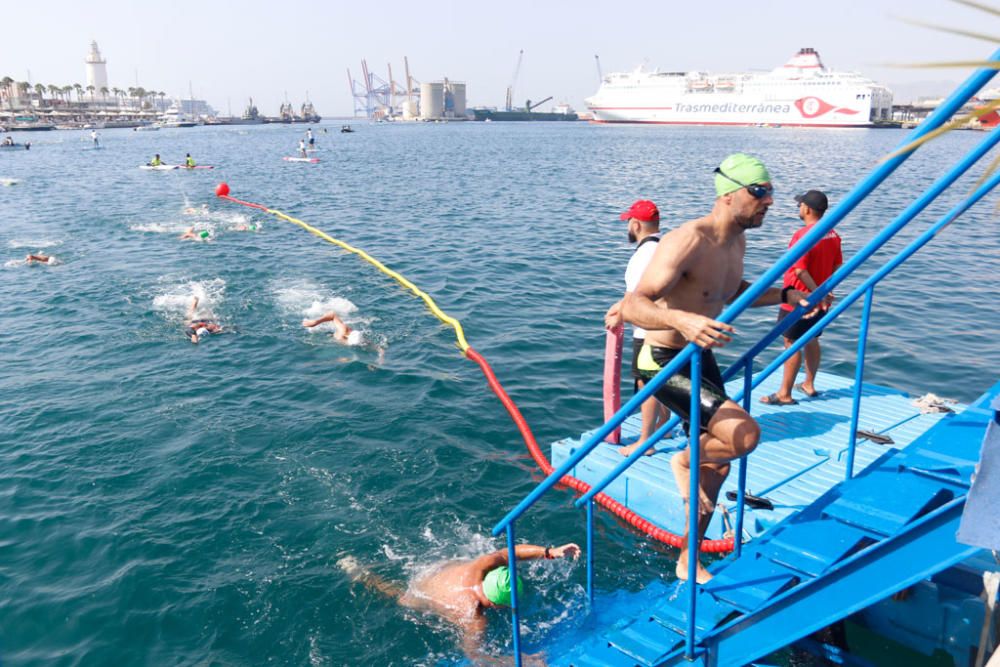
[760,392,798,406]
[795,383,821,398]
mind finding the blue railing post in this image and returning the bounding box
[506,524,523,667]
[685,351,703,660]
[845,287,875,480]
[733,361,753,558]
[586,500,595,605]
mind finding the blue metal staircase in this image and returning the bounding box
[550,391,995,667]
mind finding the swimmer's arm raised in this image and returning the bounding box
[471,543,581,575]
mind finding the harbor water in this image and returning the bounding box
[0,122,997,665]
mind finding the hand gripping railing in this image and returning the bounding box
[490,49,1000,666]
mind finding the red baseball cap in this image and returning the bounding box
[619,199,660,223]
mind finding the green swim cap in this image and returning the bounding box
[482,566,524,606]
[199,230,209,239]
[715,153,771,197]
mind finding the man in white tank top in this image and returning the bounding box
[605,199,670,457]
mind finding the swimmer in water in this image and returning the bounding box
[339,541,579,664]
[182,204,209,216]
[185,296,222,344]
[24,253,53,264]
[179,227,209,241]
[302,311,360,345]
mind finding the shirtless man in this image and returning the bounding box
[24,253,53,264]
[622,153,809,583]
[340,542,579,662]
[185,296,222,344]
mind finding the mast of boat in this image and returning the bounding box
[595,55,603,83]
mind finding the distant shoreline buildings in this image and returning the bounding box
[0,41,318,130]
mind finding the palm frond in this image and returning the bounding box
[898,17,1000,44]
[887,60,1000,69]
[951,0,1000,19]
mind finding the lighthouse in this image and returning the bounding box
[85,41,108,92]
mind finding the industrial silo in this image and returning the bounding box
[450,83,467,117]
[420,82,444,120]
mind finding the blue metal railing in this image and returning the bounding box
[491,49,1000,666]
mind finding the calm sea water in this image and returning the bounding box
[0,121,997,665]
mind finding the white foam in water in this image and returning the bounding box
[8,238,62,249]
[130,221,192,234]
[0,177,19,186]
[153,278,226,321]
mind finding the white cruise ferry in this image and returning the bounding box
[586,48,893,127]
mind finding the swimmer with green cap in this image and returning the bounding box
[339,541,579,661]
[621,152,812,584]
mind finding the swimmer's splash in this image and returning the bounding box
[213,182,729,552]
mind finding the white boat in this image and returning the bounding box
[586,48,893,127]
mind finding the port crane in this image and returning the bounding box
[505,50,524,112]
[525,96,552,112]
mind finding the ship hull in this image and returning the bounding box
[473,109,578,122]
[588,91,879,127]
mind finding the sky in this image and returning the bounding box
[0,0,993,117]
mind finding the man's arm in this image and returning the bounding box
[731,280,809,309]
[471,543,581,575]
[186,296,199,319]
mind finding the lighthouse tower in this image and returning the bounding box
[85,41,109,92]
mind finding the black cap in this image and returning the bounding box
[794,190,829,213]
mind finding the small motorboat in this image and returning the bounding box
[340,125,355,133]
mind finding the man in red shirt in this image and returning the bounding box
[761,190,842,405]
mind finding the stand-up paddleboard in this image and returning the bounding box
[139,164,179,170]
[283,156,320,163]
[178,165,215,170]
[305,148,319,152]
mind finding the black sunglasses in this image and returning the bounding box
[714,167,774,199]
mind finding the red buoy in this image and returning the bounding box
[215,182,230,197]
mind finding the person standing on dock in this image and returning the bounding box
[604,199,671,457]
[622,153,810,584]
[339,542,579,662]
[760,190,841,406]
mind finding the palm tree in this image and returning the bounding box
[100,86,109,105]
[17,81,30,107]
[86,85,95,103]
[62,85,73,106]
[1,77,12,110]
[127,87,136,109]
[48,84,60,104]
[158,91,167,110]
[34,83,45,106]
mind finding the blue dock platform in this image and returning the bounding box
[552,370,961,542]
[542,377,999,667]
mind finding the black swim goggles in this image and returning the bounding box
[714,167,774,199]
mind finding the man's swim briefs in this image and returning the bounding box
[636,344,729,432]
